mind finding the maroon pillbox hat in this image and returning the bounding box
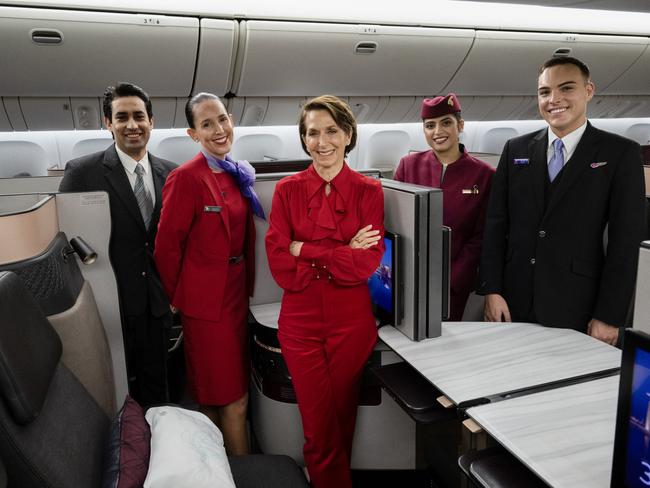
[421,93,461,119]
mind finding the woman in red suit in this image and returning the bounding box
[394,94,495,321]
[266,95,384,488]
[154,93,264,455]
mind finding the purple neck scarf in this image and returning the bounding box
[201,150,266,220]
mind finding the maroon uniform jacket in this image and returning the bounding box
[395,147,495,320]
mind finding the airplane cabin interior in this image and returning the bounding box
[0,0,650,487]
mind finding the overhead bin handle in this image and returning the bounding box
[553,47,572,57]
[31,29,64,45]
[355,41,378,55]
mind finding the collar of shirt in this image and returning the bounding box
[114,144,152,176]
[546,121,588,165]
[306,162,353,206]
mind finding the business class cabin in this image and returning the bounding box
[1,0,650,487]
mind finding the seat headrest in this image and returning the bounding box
[0,271,62,424]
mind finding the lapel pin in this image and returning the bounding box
[514,158,529,165]
[590,162,608,169]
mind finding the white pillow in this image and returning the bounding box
[144,406,236,488]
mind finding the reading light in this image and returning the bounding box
[62,236,97,265]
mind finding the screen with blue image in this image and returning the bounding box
[624,348,650,487]
[368,236,393,316]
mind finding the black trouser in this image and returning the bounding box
[123,309,170,408]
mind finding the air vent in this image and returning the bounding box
[553,48,572,57]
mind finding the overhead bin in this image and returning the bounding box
[233,21,475,97]
[445,31,648,96]
[192,19,238,96]
[0,6,199,97]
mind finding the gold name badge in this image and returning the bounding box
[462,185,480,195]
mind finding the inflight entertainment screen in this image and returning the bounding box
[624,347,650,487]
[368,233,399,326]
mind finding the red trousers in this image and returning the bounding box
[278,280,377,488]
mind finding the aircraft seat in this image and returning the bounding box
[357,129,411,174]
[70,138,113,160]
[231,133,284,162]
[0,232,116,417]
[55,130,112,169]
[0,138,54,177]
[0,270,110,487]
[625,123,650,146]
[0,270,309,488]
[150,134,197,165]
[477,127,518,156]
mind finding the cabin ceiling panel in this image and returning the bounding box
[20,98,74,130]
[0,6,199,97]
[374,97,417,124]
[482,96,527,121]
[508,96,540,120]
[602,44,650,95]
[445,30,648,96]
[192,19,238,96]
[2,99,27,131]
[0,102,13,131]
[173,98,189,129]
[233,21,475,97]
[150,98,177,129]
[260,97,305,126]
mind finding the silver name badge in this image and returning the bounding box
[204,205,222,213]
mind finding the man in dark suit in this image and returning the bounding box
[59,82,177,405]
[478,57,646,345]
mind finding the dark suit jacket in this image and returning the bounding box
[478,122,646,332]
[59,144,177,318]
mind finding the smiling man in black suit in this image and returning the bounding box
[479,57,646,345]
[59,82,177,405]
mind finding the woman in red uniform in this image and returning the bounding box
[265,95,384,488]
[154,93,264,455]
[394,94,495,321]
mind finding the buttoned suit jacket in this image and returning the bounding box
[154,153,256,322]
[59,144,177,318]
[478,122,646,332]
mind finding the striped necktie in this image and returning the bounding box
[548,138,565,183]
[134,163,153,228]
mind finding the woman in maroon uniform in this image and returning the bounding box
[155,93,264,455]
[266,95,384,488]
[394,94,495,320]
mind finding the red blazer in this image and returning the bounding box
[154,153,256,322]
[266,164,384,292]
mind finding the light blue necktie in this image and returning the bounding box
[548,138,565,183]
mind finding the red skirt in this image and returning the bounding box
[181,261,249,405]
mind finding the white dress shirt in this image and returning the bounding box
[114,145,156,207]
[546,120,588,168]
